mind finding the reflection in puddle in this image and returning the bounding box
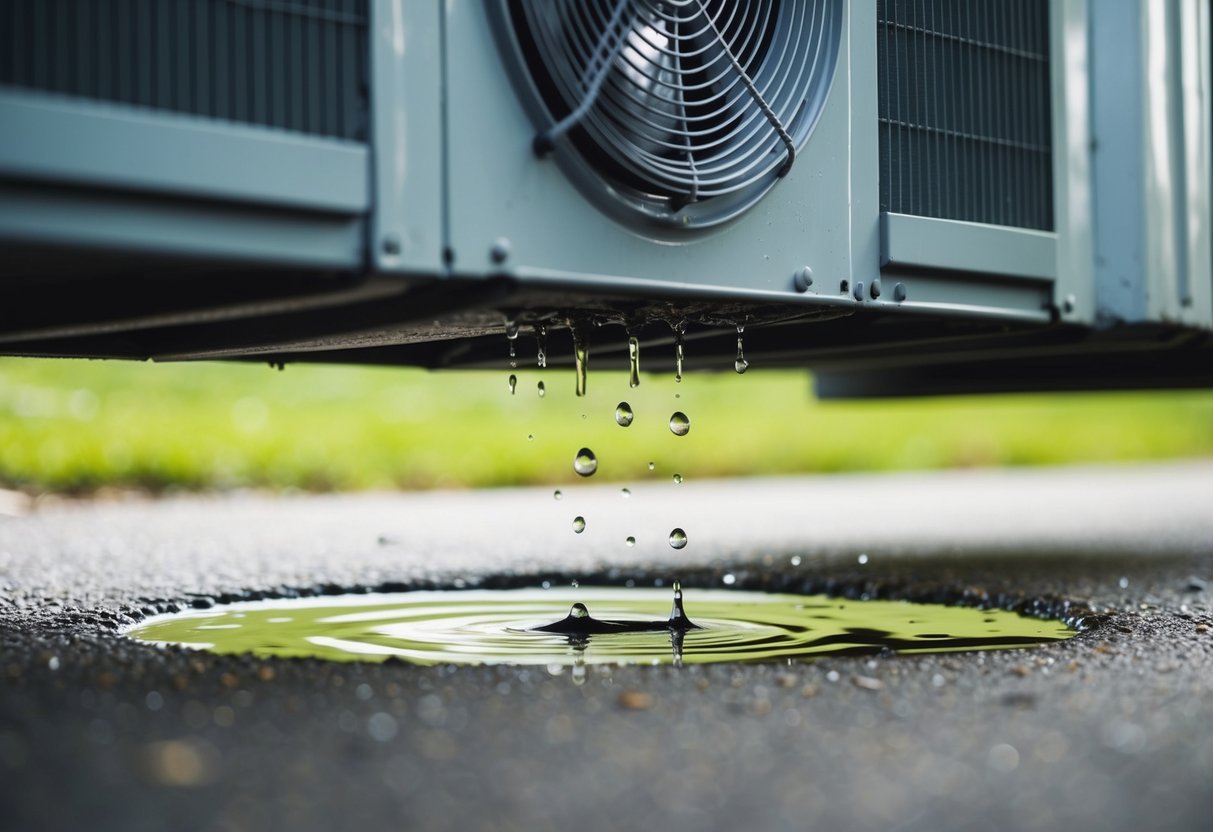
[127,584,1075,667]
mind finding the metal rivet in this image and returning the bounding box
[381,235,401,256]
[490,238,511,264]
[793,266,813,293]
[893,282,907,302]
[869,278,882,300]
[852,281,865,301]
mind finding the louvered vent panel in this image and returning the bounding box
[0,0,368,141]
[877,0,1053,231]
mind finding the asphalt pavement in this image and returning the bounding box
[1,460,1212,832]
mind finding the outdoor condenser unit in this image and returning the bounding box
[0,0,1210,394]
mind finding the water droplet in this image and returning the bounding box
[1118,576,1129,589]
[625,536,636,547]
[553,490,562,500]
[572,322,589,397]
[573,448,598,477]
[615,402,634,427]
[621,488,631,498]
[722,573,736,585]
[570,602,588,618]
[672,473,683,484]
[628,336,641,388]
[571,664,587,685]
[508,341,517,369]
[536,324,548,369]
[541,580,552,589]
[505,321,520,340]
[648,462,656,471]
[735,325,749,373]
[572,516,586,533]
[508,374,517,395]
[669,412,690,436]
[571,579,579,589]
[669,528,687,549]
[858,553,869,565]
[674,325,685,383]
[527,434,534,441]
[790,555,802,566]
[537,381,546,398]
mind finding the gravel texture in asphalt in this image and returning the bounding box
[1,461,1212,832]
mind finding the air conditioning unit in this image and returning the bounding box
[0,0,1210,394]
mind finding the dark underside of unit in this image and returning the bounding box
[2,261,1211,397]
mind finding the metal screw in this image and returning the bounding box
[793,266,813,292]
[381,235,402,256]
[893,282,907,302]
[490,237,511,264]
[869,278,882,300]
[852,281,865,301]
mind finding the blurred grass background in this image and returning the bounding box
[1,357,1211,494]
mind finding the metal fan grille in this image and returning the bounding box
[502,0,842,227]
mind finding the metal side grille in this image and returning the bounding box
[877,0,1053,231]
[0,0,368,141]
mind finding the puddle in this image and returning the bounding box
[126,586,1075,667]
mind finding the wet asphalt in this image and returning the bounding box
[1,460,1212,832]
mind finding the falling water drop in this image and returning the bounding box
[734,324,749,374]
[573,448,598,477]
[669,412,690,436]
[648,462,656,471]
[572,517,586,534]
[537,381,546,398]
[527,434,534,441]
[625,536,636,547]
[569,602,589,618]
[673,473,683,484]
[505,321,520,368]
[620,488,631,498]
[668,528,688,550]
[536,324,548,369]
[572,323,589,397]
[508,374,517,395]
[553,490,562,500]
[628,336,641,388]
[615,402,634,427]
[674,325,685,383]
[571,579,579,589]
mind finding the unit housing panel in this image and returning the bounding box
[442,0,861,311]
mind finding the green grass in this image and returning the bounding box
[1,357,1212,494]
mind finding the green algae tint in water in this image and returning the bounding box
[126,589,1075,667]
